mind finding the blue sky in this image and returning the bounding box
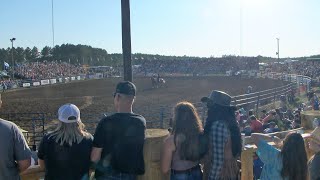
[1,0,319,58]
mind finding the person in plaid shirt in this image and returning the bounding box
[201,90,242,180]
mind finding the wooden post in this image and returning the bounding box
[241,148,254,180]
[301,111,320,130]
[138,129,169,180]
[121,0,133,82]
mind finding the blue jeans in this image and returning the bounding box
[170,165,203,180]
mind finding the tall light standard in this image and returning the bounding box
[10,38,16,79]
[276,38,280,61]
[52,0,55,47]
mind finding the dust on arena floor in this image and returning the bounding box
[1,76,287,131]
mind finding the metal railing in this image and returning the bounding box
[0,113,45,148]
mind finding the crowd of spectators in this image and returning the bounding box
[0,79,19,91]
[239,107,302,136]
[134,56,259,75]
[270,60,320,79]
[238,92,319,136]
[8,58,320,82]
[15,61,86,80]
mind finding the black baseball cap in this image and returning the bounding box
[115,81,136,96]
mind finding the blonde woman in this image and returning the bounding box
[38,104,93,180]
[161,101,204,180]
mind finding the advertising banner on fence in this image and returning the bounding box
[77,76,81,80]
[58,78,63,83]
[71,77,76,81]
[33,82,40,86]
[96,73,103,79]
[22,83,31,87]
[41,79,50,85]
[88,75,95,79]
[50,79,57,84]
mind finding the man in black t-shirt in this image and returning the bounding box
[91,81,146,180]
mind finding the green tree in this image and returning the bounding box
[24,47,32,61]
[15,47,25,63]
[41,46,52,58]
[0,48,10,70]
[31,46,39,60]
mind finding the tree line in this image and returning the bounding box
[0,44,199,69]
[0,44,112,68]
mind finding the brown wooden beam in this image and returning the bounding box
[121,0,133,82]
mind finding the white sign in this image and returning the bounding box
[50,79,57,84]
[96,73,103,79]
[77,76,81,80]
[58,78,63,82]
[41,79,50,85]
[33,82,40,86]
[22,83,31,87]
[71,77,76,81]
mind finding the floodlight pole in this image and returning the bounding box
[121,0,133,82]
[52,0,55,47]
[10,38,16,80]
[276,38,280,61]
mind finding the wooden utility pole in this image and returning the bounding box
[121,0,132,82]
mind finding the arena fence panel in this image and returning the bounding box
[0,113,45,148]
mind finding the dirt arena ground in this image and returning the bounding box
[1,76,287,128]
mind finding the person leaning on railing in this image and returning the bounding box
[37,103,93,180]
[251,132,308,180]
[161,101,204,180]
[0,93,32,180]
[306,118,320,180]
[90,81,146,180]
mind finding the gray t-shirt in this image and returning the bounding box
[0,119,31,180]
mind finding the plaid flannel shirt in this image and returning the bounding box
[208,120,230,180]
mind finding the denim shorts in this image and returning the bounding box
[170,165,203,180]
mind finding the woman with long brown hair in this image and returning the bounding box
[251,132,308,180]
[161,101,204,180]
[201,90,242,180]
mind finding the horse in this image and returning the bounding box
[151,76,166,88]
